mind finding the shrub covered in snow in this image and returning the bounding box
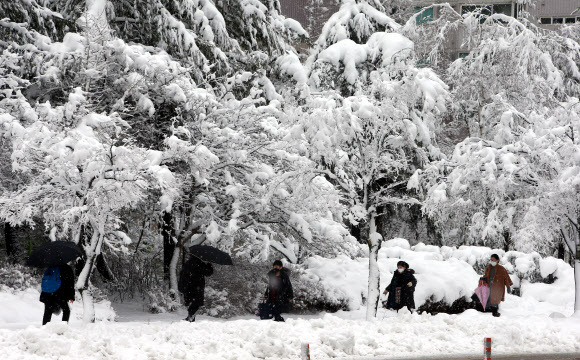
[301,239,574,315]
[145,286,181,314]
[0,262,39,292]
[198,260,348,318]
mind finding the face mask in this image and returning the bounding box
[490,261,498,267]
[397,268,405,273]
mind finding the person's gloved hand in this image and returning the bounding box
[407,282,413,287]
[507,286,511,294]
[383,289,388,295]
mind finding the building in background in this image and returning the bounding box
[278,0,580,49]
[279,0,340,39]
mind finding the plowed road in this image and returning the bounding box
[357,354,580,360]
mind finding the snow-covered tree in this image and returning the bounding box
[159,72,359,294]
[0,88,176,321]
[216,0,307,55]
[289,31,448,318]
[309,31,414,95]
[413,12,580,313]
[0,0,72,45]
[307,0,399,73]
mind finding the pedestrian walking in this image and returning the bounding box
[264,260,293,322]
[178,255,214,322]
[483,254,513,317]
[382,261,417,312]
[40,264,75,325]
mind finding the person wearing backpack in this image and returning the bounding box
[40,264,75,325]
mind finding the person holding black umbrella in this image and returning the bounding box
[178,244,233,322]
[178,255,214,322]
[26,240,82,325]
[40,263,76,325]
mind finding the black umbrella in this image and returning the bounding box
[188,245,233,265]
[26,241,83,268]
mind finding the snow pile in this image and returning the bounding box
[519,258,575,307]
[303,239,575,312]
[0,309,578,359]
[0,287,116,328]
[276,52,308,84]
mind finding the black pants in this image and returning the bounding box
[269,301,285,320]
[42,300,70,325]
[187,302,201,318]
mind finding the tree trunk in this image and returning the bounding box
[574,230,580,316]
[574,255,580,316]
[4,222,20,263]
[169,242,181,299]
[162,211,174,282]
[557,242,565,260]
[76,228,103,323]
[366,215,383,320]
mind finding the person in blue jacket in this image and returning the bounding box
[40,264,75,325]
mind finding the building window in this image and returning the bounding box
[461,4,512,23]
[553,18,564,24]
[492,4,512,17]
[540,18,552,24]
[414,7,434,24]
[566,17,576,24]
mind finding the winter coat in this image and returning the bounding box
[385,269,417,310]
[265,268,294,307]
[484,264,513,305]
[39,265,75,304]
[178,257,214,306]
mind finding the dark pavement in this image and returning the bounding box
[359,354,580,360]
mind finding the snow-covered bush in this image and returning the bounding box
[302,240,575,315]
[145,286,180,314]
[0,262,39,292]
[199,260,348,318]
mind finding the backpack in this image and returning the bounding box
[41,267,61,293]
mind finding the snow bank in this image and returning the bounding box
[303,241,575,312]
[0,286,115,327]
[519,258,575,307]
[0,309,578,359]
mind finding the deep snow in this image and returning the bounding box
[0,276,579,359]
[0,299,579,360]
[0,240,577,359]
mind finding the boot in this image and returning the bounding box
[183,315,196,322]
[274,316,285,322]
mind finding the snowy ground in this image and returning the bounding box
[1,241,579,359]
[0,288,579,360]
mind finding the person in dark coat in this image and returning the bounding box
[264,260,293,322]
[382,261,417,312]
[40,264,75,325]
[178,255,214,322]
